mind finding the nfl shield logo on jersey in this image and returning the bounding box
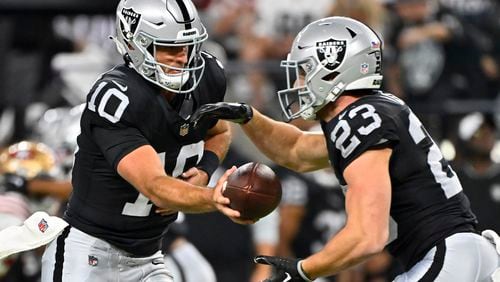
[38,218,48,233]
[316,38,346,70]
[179,123,189,136]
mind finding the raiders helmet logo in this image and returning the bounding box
[316,38,346,70]
[120,8,141,38]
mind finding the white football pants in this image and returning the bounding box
[41,226,173,282]
[394,232,499,282]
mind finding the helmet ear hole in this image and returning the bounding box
[322,72,339,82]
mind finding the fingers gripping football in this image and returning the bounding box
[190,102,253,127]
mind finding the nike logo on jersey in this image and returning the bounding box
[112,80,128,92]
[151,259,164,265]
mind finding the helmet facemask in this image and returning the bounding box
[278,57,320,121]
[142,35,206,93]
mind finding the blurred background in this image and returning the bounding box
[0,0,500,281]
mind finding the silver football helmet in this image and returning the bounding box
[113,0,208,93]
[278,17,383,120]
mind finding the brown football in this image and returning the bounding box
[223,162,282,221]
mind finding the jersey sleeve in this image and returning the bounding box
[200,52,228,128]
[84,78,150,170]
[334,103,400,175]
[90,125,149,170]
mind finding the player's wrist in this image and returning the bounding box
[237,103,253,124]
[197,150,219,180]
[297,260,313,281]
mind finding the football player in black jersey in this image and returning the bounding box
[191,17,500,281]
[40,0,247,281]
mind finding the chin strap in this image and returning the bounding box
[157,65,191,91]
[109,36,127,56]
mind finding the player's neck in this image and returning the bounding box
[161,90,175,102]
[317,95,360,122]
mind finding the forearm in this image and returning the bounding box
[242,109,328,172]
[302,226,383,279]
[118,145,218,213]
[148,175,216,213]
[204,120,232,161]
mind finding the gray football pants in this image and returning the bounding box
[394,232,499,282]
[41,226,173,282]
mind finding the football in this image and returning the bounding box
[223,162,282,221]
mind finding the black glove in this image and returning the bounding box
[254,256,313,282]
[1,173,28,195]
[190,102,253,128]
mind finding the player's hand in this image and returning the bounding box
[0,173,29,196]
[190,102,253,127]
[254,256,312,282]
[180,167,209,186]
[212,166,254,225]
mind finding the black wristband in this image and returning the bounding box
[197,150,220,180]
[239,103,253,124]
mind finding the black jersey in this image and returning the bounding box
[320,92,477,269]
[65,52,226,257]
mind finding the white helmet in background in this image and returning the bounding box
[278,16,383,120]
[113,0,208,93]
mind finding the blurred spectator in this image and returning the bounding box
[438,0,500,98]
[50,14,118,105]
[197,0,255,60]
[0,16,82,147]
[330,0,387,33]
[382,0,494,140]
[237,0,335,115]
[453,112,500,233]
[0,141,71,282]
[384,0,497,104]
[384,0,455,102]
